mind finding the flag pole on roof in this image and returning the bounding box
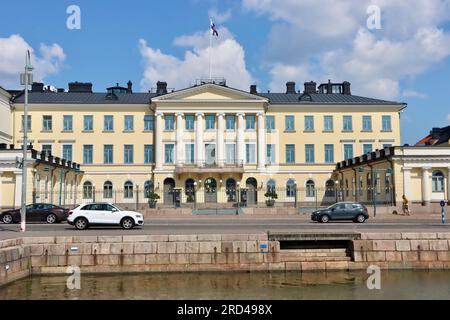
[209,18,219,80]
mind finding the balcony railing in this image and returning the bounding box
[175,160,244,173]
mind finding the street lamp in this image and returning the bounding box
[20,50,34,233]
[193,181,198,209]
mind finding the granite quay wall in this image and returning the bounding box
[1,232,450,287]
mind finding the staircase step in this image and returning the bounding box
[280,256,352,262]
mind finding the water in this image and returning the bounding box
[1,270,450,300]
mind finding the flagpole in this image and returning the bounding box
[209,19,212,80]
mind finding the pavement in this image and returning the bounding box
[0,214,449,240]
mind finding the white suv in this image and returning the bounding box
[68,203,144,230]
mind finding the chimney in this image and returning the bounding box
[68,82,93,93]
[127,80,133,93]
[286,82,296,94]
[250,85,257,94]
[327,80,332,94]
[304,81,317,94]
[156,81,167,95]
[342,81,351,95]
[31,82,44,92]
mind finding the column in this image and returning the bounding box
[402,167,412,200]
[0,173,3,209]
[422,167,431,205]
[257,112,266,170]
[447,167,450,201]
[14,172,22,209]
[176,113,184,166]
[155,113,164,170]
[196,113,204,167]
[217,113,225,167]
[236,113,245,165]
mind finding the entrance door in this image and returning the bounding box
[226,178,237,202]
[163,178,175,206]
[246,178,258,205]
[204,178,217,203]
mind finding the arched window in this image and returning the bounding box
[352,177,356,197]
[226,178,237,202]
[325,180,335,197]
[185,179,195,202]
[385,174,391,195]
[103,181,113,199]
[83,181,93,199]
[375,172,381,194]
[432,171,445,192]
[124,181,134,199]
[306,180,315,198]
[286,179,296,198]
[267,179,276,194]
[144,180,154,198]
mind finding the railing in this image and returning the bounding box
[176,160,244,169]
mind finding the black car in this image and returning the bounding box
[0,203,69,224]
[311,202,369,223]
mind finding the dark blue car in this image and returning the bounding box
[311,202,369,223]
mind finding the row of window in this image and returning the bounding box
[22,114,393,132]
[44,142,391,165]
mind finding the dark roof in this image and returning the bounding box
[258,93,403,105]
[13,92,156,104]
[416,125,450,146]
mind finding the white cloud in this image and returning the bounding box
[243,0,450,99]
[448,113,450,121]
[139,28,253,91]
[402,90,427,99]
[209,8,232,24]
[0,34,65,89]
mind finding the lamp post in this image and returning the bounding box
[20,50,34,233]
[193,181,197,210]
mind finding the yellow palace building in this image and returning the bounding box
[3,79,405,210]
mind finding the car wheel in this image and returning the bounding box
[74,217,89,230]
[121,217,135,230]
[320,215,330,223]
[46,214,57,224]
[2,214,14,224]
[356,214,366,223]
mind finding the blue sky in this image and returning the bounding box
[1,0,450,145]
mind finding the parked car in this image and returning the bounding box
[311,202,369,223]
[0,203,69,224]
[67,203,144,230]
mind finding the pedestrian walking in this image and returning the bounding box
[402,195,411,216]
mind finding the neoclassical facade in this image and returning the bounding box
[7,79,405,208]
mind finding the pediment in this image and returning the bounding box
[152,83,267,102]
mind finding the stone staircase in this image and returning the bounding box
[279,248,352,262]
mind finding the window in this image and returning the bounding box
[306,180,315,198]
[144,115,154,131]
[104,145,113,164]
[144,145,154,164]
[432,171,445,192]
[304,116,314,131]
[124,145,134,164]
[83,182,93,199]
[344,144,353,160]
[246,115,255,130]
[363,144,373,154]
[246,144,256,164]
[332,85,342,94]
[324,116,333,131]
[226,115,235,130]
[305,144,315,163]
[21,115,31,131]
[267,179,276,194]
[286,179,296,197]
[165,115,175,130]
[124,181,133,199]
[185,179,195,202]
[144,180,154,198]
[343,116,352,131]
[83,145,93,164]
[362,116,372,131]
[359,176,364,196]
[266,144,276,164]
[325,180,335,198]
[325,144,334,163]
[226,144,236,164]
[63,115,73,131]
[124,115,134,131]
[286,144,295,163]
[185,115,195,130]
[352,177,356,196]
[42,144,52,156]
[285,116,295,131]
[205,115,215,130]
[103,181,113,199]
[62,145,73,161]
[185,143,195,164]
[104,115,114,131]
[266,116,275,130]
[165,144,174,163]
[42,115,52,131]
[375,173,381,194]
[83,115,93,131]
[382,115,392,131]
